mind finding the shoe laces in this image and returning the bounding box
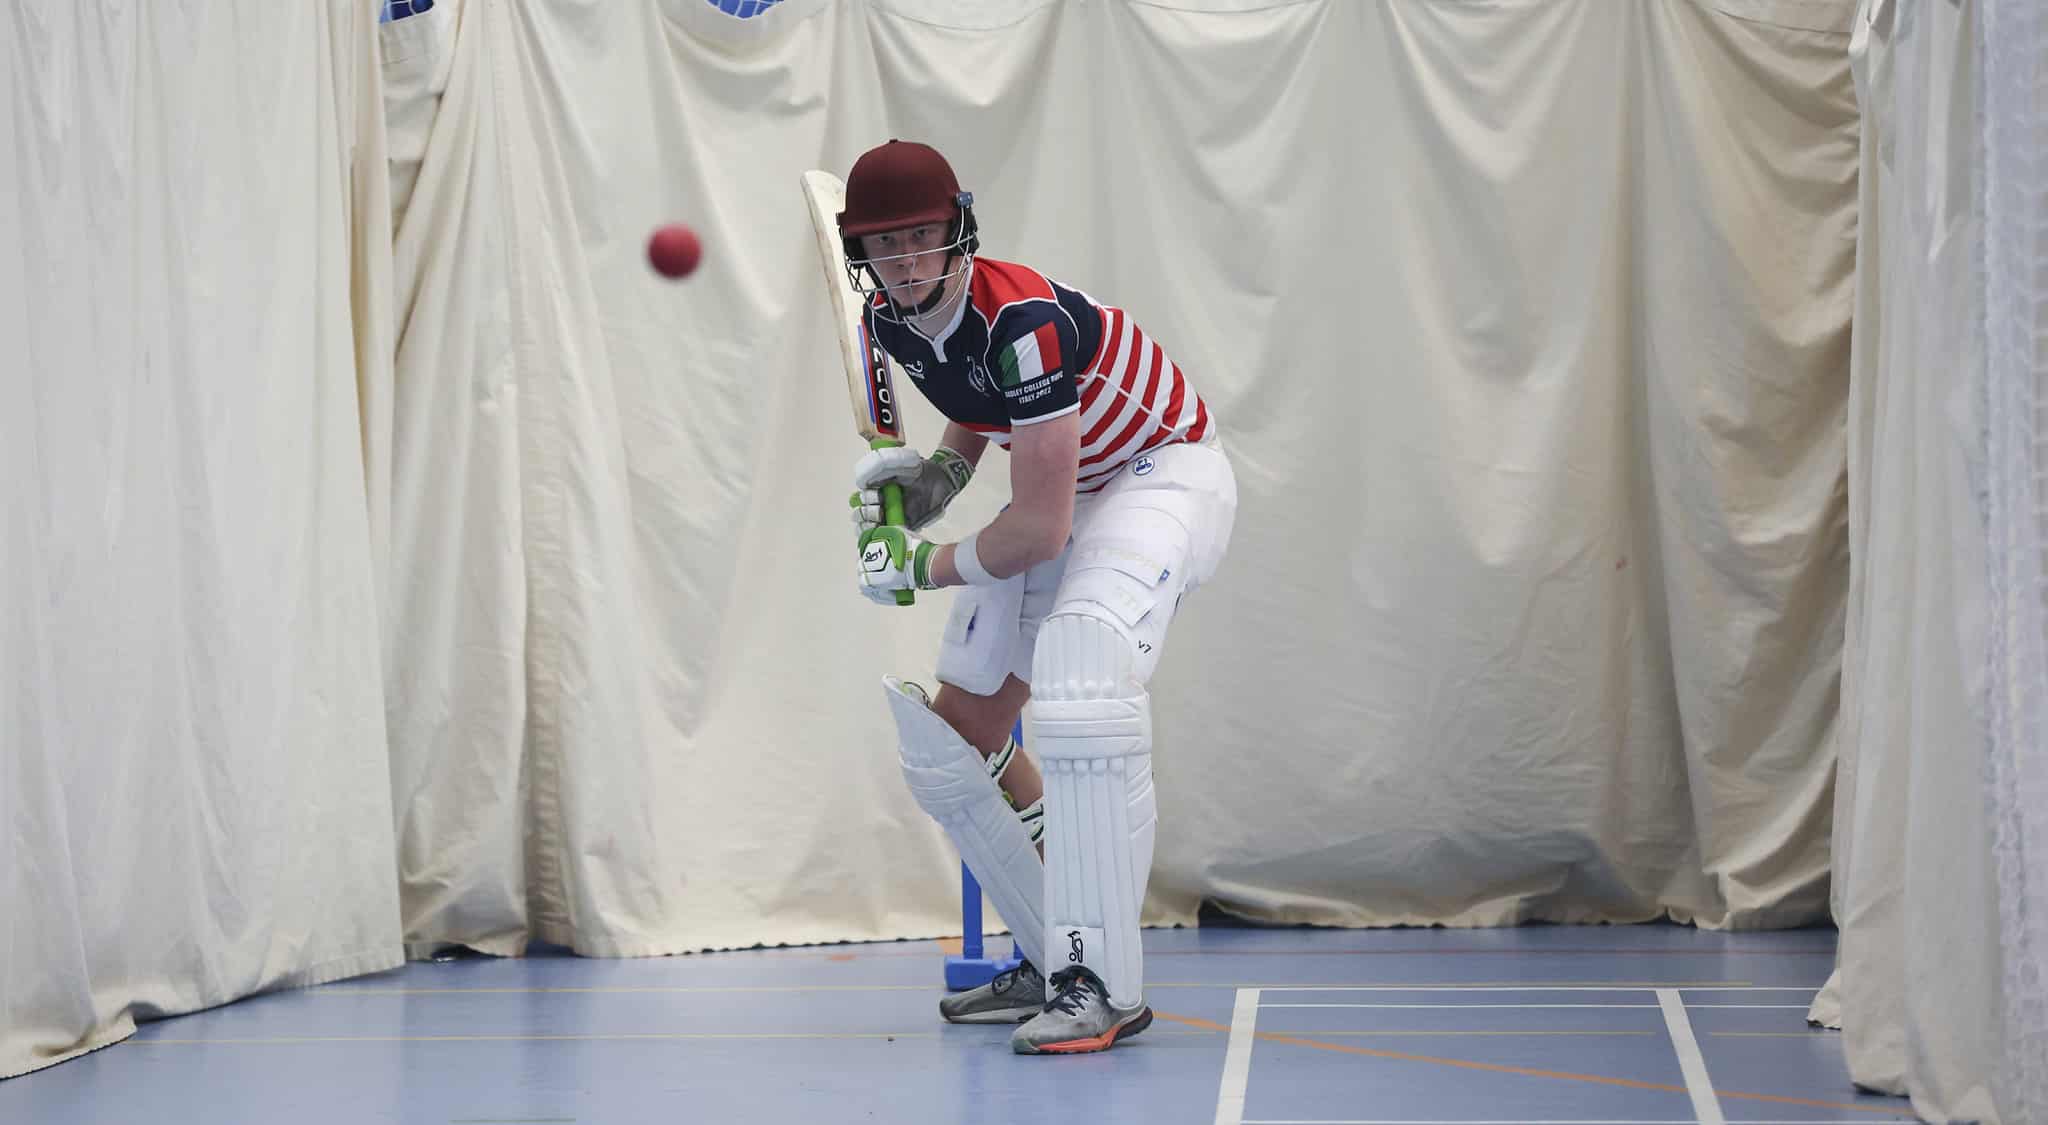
[1044,966,1104,1017]
[992,959,1039,996]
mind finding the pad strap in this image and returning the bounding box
[986,736,1045,844]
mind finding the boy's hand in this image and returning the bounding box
[850,447,973,532]
[856,525,939,604]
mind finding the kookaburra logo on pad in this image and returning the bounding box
[1067,929,1085,963]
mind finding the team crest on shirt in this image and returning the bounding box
[903,359,925,380]
[966,357,994,395]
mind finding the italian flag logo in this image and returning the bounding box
[999,322,1062,387]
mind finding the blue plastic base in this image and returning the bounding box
[948,858,1022,991]
[943,951,1022,991]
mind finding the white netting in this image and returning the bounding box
[1980,0,2048,1119]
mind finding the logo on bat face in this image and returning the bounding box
[860,328,902,438]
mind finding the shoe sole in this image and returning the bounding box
[1013,1006,1153,1055]
[940,1006,1040,1025]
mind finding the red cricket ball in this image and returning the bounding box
[647,223,702,279]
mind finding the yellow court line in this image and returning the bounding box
[1152,1011,1919,1119]
[315,980,1760,996]
[710,943,1829,962]
[135,1029,1659,1045]
[319,985,935,995]
[136,1032,938,1045]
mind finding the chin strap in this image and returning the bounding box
[891,253,973,324]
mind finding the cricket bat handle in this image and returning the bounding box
[872,439,916,607]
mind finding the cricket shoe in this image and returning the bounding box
[939,958,1045,1024]
[1010,966,1152,1055]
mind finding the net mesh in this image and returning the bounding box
[1979,0,2048,1118]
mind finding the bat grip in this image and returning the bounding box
[880,480,915,607]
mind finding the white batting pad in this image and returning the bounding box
[1030,614,1157,1009]
[885,677,1048,973]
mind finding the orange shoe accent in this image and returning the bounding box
[1036,1030,1118,1054]
[1028,1007,1153,1054]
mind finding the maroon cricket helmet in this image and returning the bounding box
[838,140,975,244]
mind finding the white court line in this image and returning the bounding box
[1657,989,1725,1125]
[1223,986,1808,1125]
[1214,988,1262,1125]
[1258,1003,1810,1010]
[1253,985,1818,993]
[1169,981,1765,990]
[1261,1003,1662,1010]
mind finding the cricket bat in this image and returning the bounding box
[802,169,915,606]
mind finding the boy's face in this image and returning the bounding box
[860,222,953,307]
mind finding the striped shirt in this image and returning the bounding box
[864,258,1212,493]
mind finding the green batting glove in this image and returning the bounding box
[856,524,940,604]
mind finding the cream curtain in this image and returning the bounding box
[1813,1,2045,1121]
[5,0,1876,1084]
[370,0,1857,957]
[3,0,401,1081]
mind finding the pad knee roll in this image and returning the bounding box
[1030,611,1151,760]
[1031,612,1143,703]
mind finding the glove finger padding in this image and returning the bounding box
[852,446,926,489]
[850,490,885,531]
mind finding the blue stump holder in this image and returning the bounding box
[943,720,1025,990]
